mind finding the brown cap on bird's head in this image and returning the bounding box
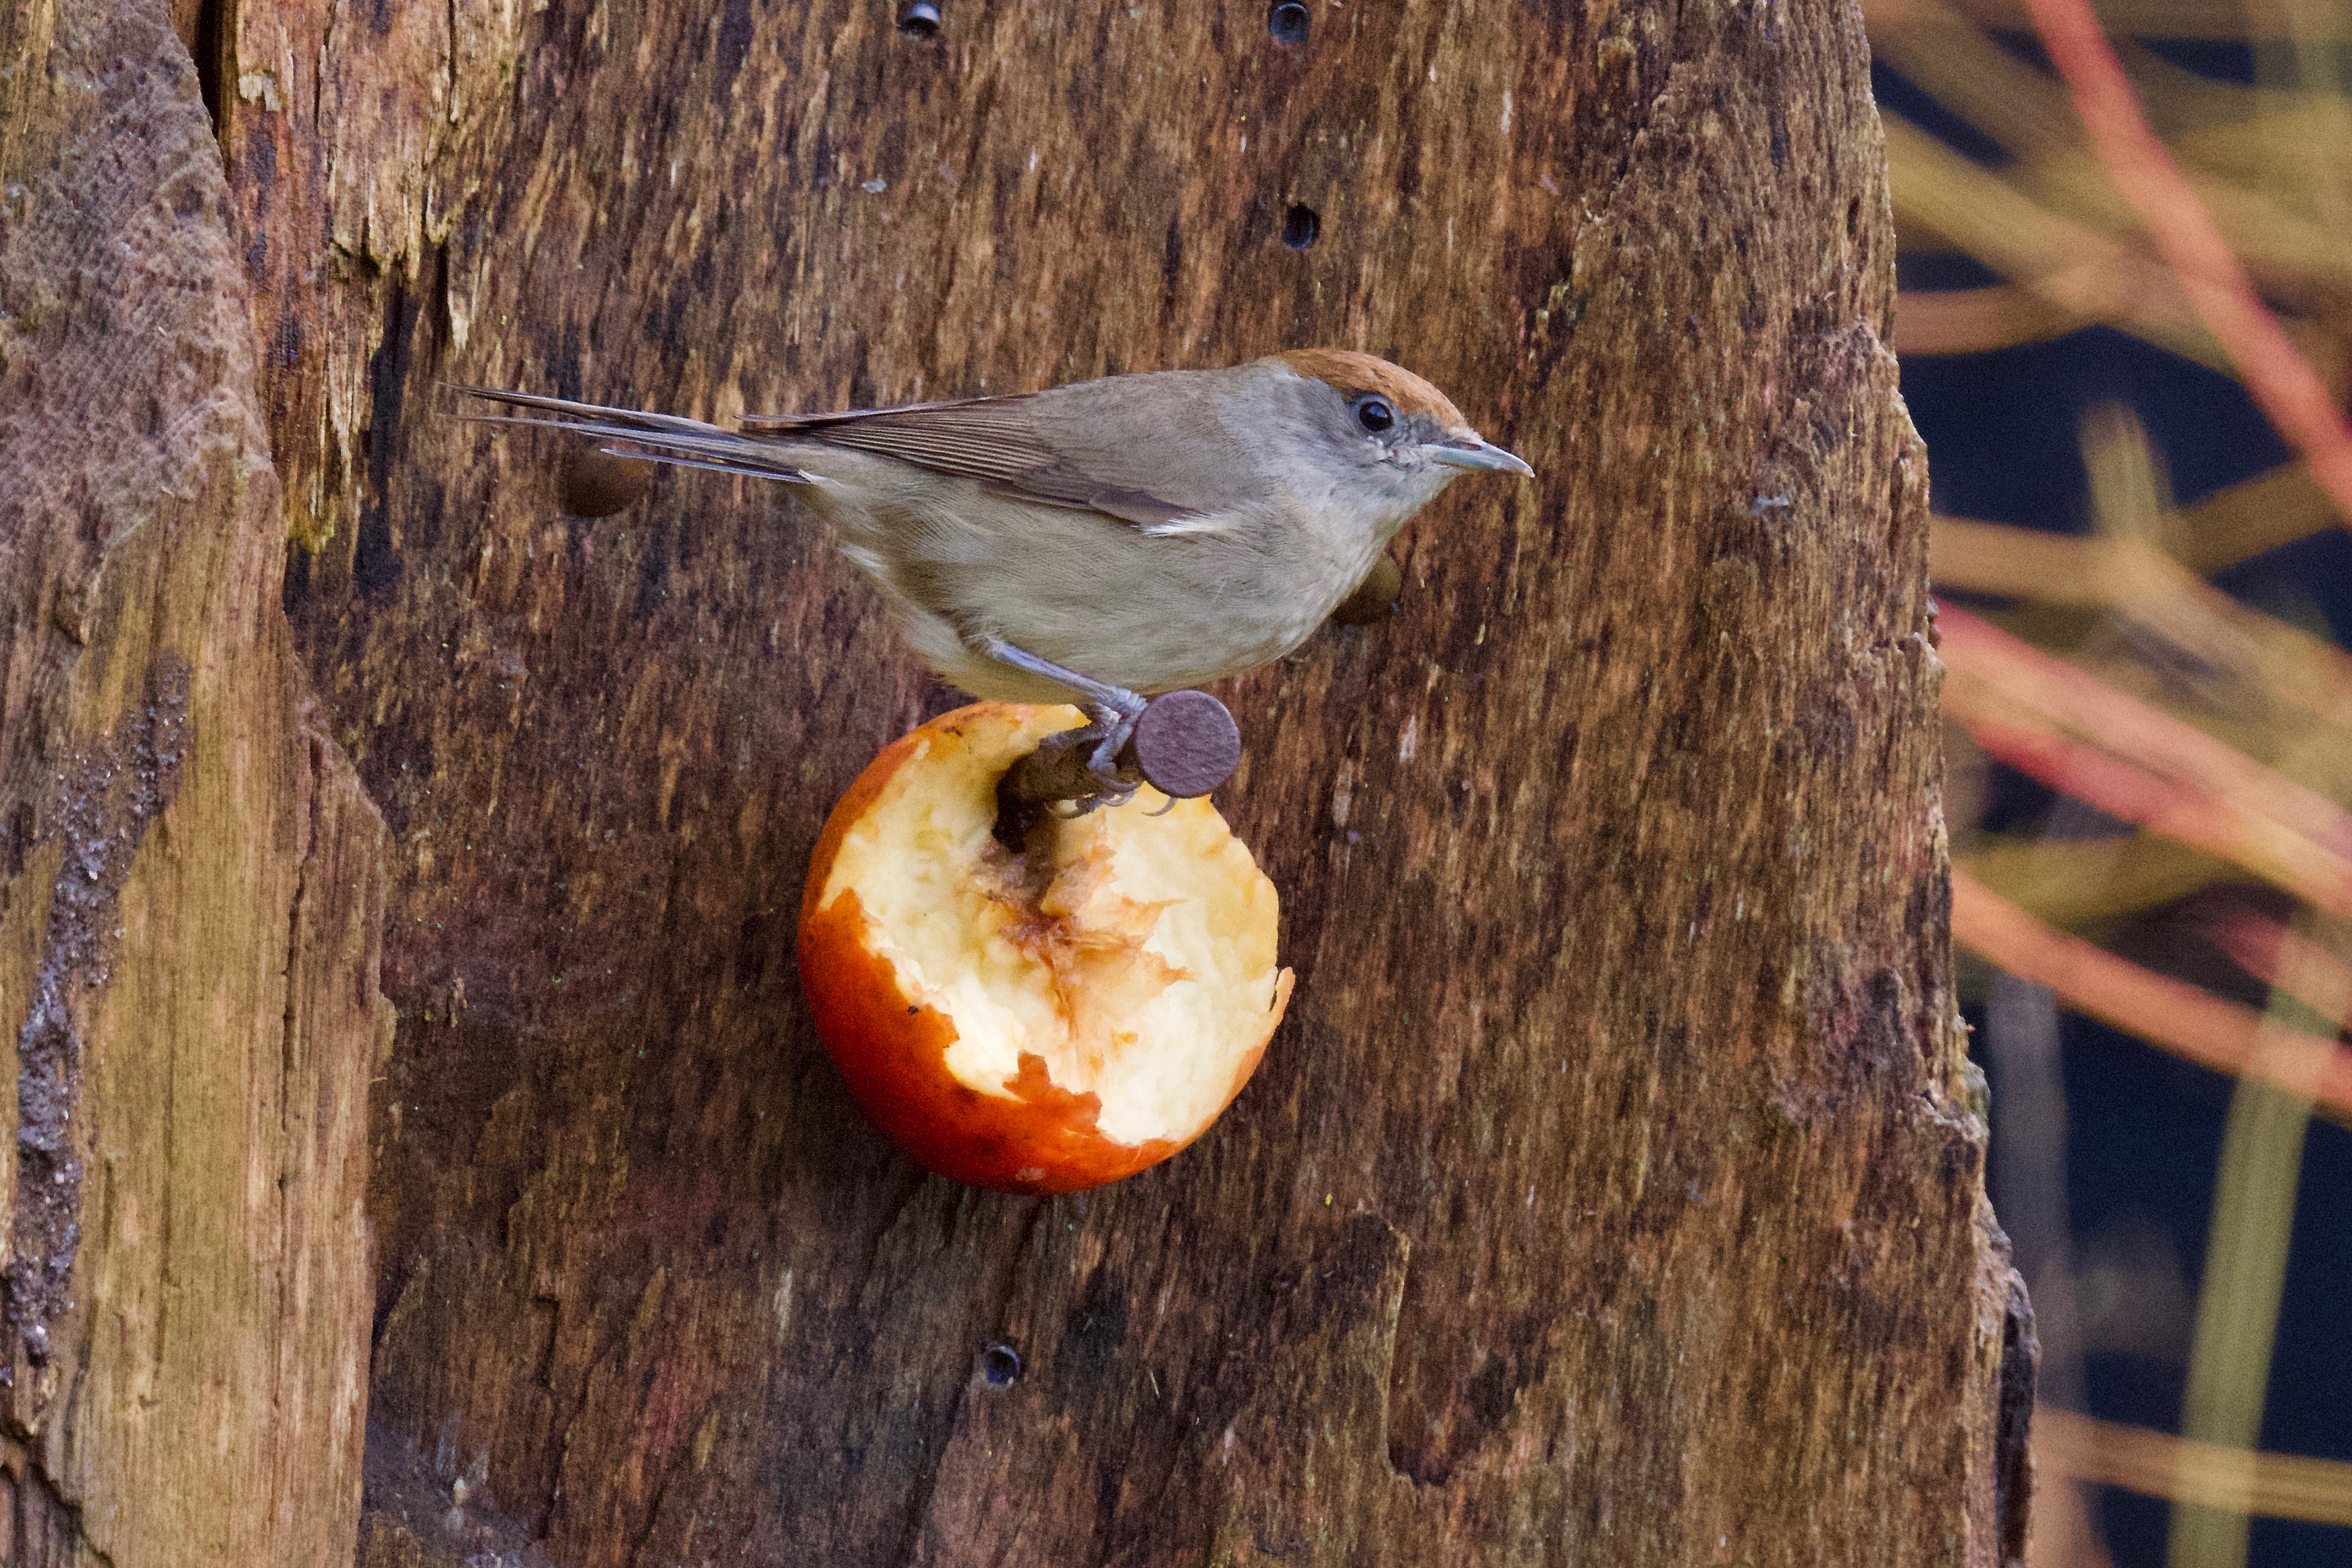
[1275,348,1468,430]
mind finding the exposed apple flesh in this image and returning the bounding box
[798,703,1293,1193]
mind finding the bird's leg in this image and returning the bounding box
[981,638,1147,810]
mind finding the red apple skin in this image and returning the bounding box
[799,886,1193,1192]
[796,705,1276,1195]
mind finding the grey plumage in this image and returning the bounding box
[454,352,1528,705]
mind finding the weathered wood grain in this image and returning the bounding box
[106,0,2021,1561]
[0,5,391,1561]
[211,0,539,554]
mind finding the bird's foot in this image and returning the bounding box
[983,640,1145,801]
[991,712,1136,849]
[983,640,1147,844]
[981,640,1241,849]
[1074,700,1145,808]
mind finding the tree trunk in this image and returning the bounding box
[2,0,2030,1563]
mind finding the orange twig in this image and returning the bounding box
[2212,912,2352,1027]
[1950,870,2352,1118]
[1951,710,2352,919]
[1938,607,2352,913]
[2036,1406,2352,1525]
[2021,0,2352,525]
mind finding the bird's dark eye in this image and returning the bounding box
[1356,397,1395,433]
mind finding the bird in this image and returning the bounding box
[458,349,1531,805]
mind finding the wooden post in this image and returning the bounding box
[3,0,2031,1562]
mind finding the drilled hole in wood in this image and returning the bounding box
[1280,204,1319,250]
[980,1343,1023,1386]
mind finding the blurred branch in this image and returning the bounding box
[1894,286,2096,356]
[1935,0,2352,43]
[1950,870,2352,1118]
[2212,909,2352,1028]
[1885,118,2218,367]
[1883,9,2352,1561]
[1886,121,2347,376]
[1934,520,2123,605]
[2023,0,2352,523]
[2027,140,2352,328]
[1955,707,2352,913]
[2169,461,2335,574]
[1962,831,2224,928]
[1871,0,2352,373]
[1932,464,2334,587]
[1986,976,2086,1406]
[2037,1407,2352,1525]
[2032,1474,2121,1568]
[1876,0,2352,216]
[1934,426,2352,770]
[1940,606,2352,916]
[2027,181,2352,370]
[2166,916,2336,1568]
[1870,0,2082,159]
[2074,404,2352,754]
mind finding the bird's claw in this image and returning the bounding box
[980,638,1148,818]
[981,638,1237,843]
[994,706,1141,847]
[1078,702,1143,811]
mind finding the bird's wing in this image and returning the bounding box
[456,373,1260,532]
[742,387,1230,531]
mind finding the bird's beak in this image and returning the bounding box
[1429,435,1534,477]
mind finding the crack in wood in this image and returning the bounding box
[1,1429,121,1568]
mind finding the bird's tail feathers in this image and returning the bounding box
[447,385,811,484]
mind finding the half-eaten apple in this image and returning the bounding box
[798,703,1294,1193]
